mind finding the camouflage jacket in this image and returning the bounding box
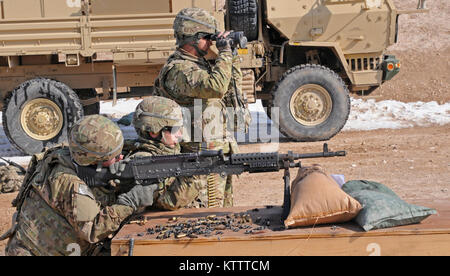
[5,147,134,256]
[154,48,237,142]
[0,166,23,194]
[155,48,233,105]
[123,138,207,210]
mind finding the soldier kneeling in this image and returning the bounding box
[3,115,156,256]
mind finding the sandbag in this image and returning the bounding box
[342,180,437,231]
[284,165,362,228]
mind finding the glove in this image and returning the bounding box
[108,157,130,177]
[216,37,232,52]
[116,184,158,211]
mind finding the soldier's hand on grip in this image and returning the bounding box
[108,156,130,177]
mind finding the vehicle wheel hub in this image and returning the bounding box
[290,84,332,126]
[20,98,64,141]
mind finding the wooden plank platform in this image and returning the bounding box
[111,201,450,256]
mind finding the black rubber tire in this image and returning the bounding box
[271,64,350,142]
[228,0,258,41]
[2,78,84,155]
[76,88,100,115]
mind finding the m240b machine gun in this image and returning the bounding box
[77,144,346,219]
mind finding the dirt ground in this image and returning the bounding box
[0,0,448,255]
[234,124,450,207]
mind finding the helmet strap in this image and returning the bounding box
[180,35,208,57]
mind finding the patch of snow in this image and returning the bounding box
[0,98,448,165]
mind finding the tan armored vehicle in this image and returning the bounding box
[0,0,427,155]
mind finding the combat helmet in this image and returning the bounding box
[133,96,184,139]
[69,115,124,166]
[173,7,218,46]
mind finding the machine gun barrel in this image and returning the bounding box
[292,143,346,160]
[76,143,346,219]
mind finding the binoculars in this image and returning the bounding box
[210,31,248,49]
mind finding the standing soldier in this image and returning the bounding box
[2,115,156,256]
[154,7,249,208]
[122,96,207,210]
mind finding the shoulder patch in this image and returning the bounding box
[74,193,101,222]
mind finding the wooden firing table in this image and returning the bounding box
[111,201,450,256]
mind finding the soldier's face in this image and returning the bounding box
[160,128,183,148]
[197,38,213,53]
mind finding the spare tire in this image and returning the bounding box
[2,78,84,155]
[228,0,258,41]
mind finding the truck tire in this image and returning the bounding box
[271,64,350,141]
[2,78,84,155]
[228,0,258,41]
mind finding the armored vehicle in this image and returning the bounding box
[0,0,427,155]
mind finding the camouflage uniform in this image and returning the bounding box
[124,96,207,210]
[3,115,136,256]
[0,166,24,194]
[154,8,241,207]
[123,138,208,210]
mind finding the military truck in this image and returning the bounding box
[0,0,427,155]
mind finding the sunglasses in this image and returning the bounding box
[161,126,182,133]
[197,33,213,40]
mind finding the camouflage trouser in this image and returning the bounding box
[5,235,34,256]
[5,234,110,256]
[181,140,238,208]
